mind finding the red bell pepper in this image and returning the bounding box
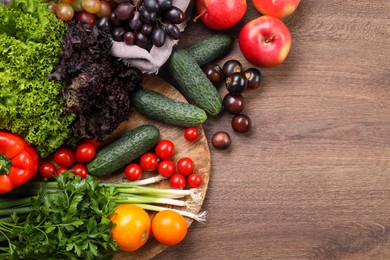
[0,131,39,194]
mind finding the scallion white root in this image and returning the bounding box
[128,175,166,186]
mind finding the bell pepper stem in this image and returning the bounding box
[0,154,11,175]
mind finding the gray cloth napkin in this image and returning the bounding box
[111,0,193,74]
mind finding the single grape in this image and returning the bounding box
[144,0,159,12]
[81,0,101,14]
[129,11,143,30]
[164,6,185,24]
[76,11,97,30]
[164,23,180,40]
[55,2,74,21]
[158,0,172,10]
[124,32,136,45]
[114,2,134,20]
[136,32,153,50]
[70,0,84,12]
[151,26,166,47]
[96,1,111,17]
[109,12,121,26]
[111,26,126,41]
[141,23,153,35]
[140,8,157,23]
[96,16,111,29]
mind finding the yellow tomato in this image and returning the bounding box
[151,210,188,246]
[110,204,151,251]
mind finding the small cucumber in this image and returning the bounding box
[185,34,232,67]
[133,89,207,127]
[87,124,159,177]
[164,48,223,116]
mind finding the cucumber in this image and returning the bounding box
[185,34,232,67]
[87,124,159,177]
[164,48,223,116]
[133,89,207,127]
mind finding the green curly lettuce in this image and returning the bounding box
[0,0,75,157]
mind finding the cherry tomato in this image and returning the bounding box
[177,157,194,176]
[184,127,199,142]
[151,210,188,246]
[56,167,69,175]
[169,173,186,189]
[187,173,203,188]
[72,164,88,179]
[139,152,158,171]
[75,143,96,163]
[124,163,143,181]
[83,138,102,149]
[155,140,175,160]
[157,160,175,178]
[110,204,151,251]
[39,162,56,179]
[54,147,75,168]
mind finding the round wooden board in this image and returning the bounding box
[100,74,211,259]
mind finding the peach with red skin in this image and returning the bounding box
[252,0,301,18]
[195,0,247,30]
[239,15,292,67]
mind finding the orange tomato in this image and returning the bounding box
[110,204,151,251]
[151,210,188,246]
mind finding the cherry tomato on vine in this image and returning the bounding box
[110,204,151,251]
[75,143,96,163]
[155,140,175,160]
[169,173,186,189]
[140,152,158,171]
[187,173,203,188]
[56,167,69,175]
[39,162,57,179]
[124,163,143,181]
[152,210,188,246]
[157,160,175,178]
[54,147,75,168]
[72,164,88,179]
[184,127,199,142]
[177,157,195,176]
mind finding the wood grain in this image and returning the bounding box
[154,0,390,259]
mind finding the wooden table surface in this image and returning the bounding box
[155,1,390,259]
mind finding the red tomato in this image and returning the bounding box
[177,157,195,176]
[157,160,175,178]
[140,153,158,171]
[54,147,75,168]
[155,140,175,160]
[184,127,199,142]
[169,173,186,189]
[75,143,96,163]
[187,173,203,188]
[83,138,102,149]
[124,163,143,181]
[56,167,69,175]
[39,162,57,179]
[72,164,88,179]
[151,210,188,246]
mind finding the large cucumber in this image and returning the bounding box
[87,124,159,177]
[133,89,207,127]
[164,48,223,116]
[185,34,232,67]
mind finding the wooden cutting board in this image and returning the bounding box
[100,74,211,259]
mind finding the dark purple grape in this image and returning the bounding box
[203,63,223,86]
[226,72,248,94]
[124,32,136,45]
[140,8,157,23]
[111,26,126,41]
[136,32,153,50]
[164,6,185,24]
[223,59,242,77]
[109,12,121,26]
[129,11,143,30]
[158,0,172,10]
[223,93,245,114]
[141,23,153,35]
[151,27,166,47]
[114,3,135,21]
[144,0,159,12]
[211,132,231,150]
[244,68,262,89]
[231,114,251,133]
[96,17,111,30]
[164,23,180,40]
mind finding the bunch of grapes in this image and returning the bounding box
[50,0,185,51]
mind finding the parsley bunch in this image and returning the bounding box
[0,173,118,259]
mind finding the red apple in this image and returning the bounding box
[195,0,247,30]
[238,15,292,67]
[252,0,301,18]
